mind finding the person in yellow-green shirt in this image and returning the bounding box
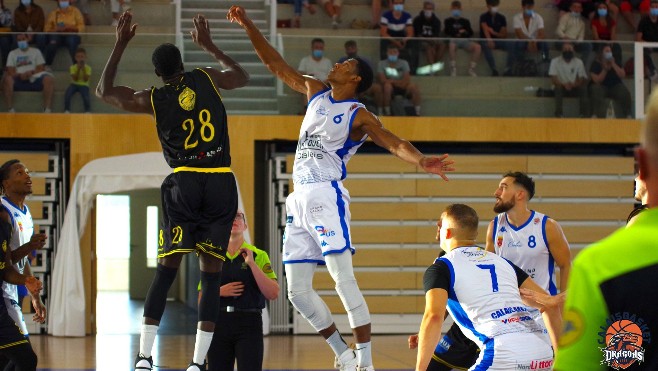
[64,47,90,113]
[199,210,279,371]
[554,89,658,370]
[44,0,84,67]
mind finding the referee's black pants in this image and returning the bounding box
[207,311,263,371]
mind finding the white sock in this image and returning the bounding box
[139,324,158,358]
[415,106,421,115]
[384,106,391,115]
[192,329,214,365]
[326,330,349,357]
[470,61,477,69]
[355,341,373,367]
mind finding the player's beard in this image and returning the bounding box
[493,197,515,213]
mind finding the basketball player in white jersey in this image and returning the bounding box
[228,6,455,371]
[485,171,570,346]
[0,160,48,336]
[416,204,560,371]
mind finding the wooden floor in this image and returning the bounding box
[30,292,417,370]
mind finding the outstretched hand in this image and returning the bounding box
[191,14,213,50]
[420,154,455,181]
[226,5,249,28]
[115,11,137,45]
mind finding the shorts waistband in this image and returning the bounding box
[293,180,343,190]
[221,306,262,313]
[173,167,232,173]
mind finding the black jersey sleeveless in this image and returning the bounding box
[151,68,230,168]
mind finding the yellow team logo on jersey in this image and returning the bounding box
[178,87,196,111]
[1,240,6,253]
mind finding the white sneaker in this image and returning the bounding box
[358,367,375,371]
[334,349,358,371]
[468,68,477,77]
[64,110,70,113]
[44,108,52,113]
[8,108,15,113]
[450,66,457,77]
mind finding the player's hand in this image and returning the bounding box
[115,11,137,45]
[31,296,46,323]
[239,247,254,266]
[520,288,565,313]
[27,233,47,251]
[220,281,244,297]
[190,14,213,50]
[25,276,42,296]
[408,333,419,349]
[419,154,455,181]
[227,6,249,28]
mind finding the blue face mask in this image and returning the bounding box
[451,9,461,17]
[17,40,28,50]
[571,11,580,17]
[312,49,323,58]
[21,0,31,6]
[651,8,658,17]
[59,1,69,8]
[597,8,607,17]
[524,9,534,16]
[604,51,613,60]
[387,54,398,63]
[393,4,404,12]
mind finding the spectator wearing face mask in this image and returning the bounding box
[591,1,622,65]
[298,38,332,82]
[444,0,480,77]
[380,0,417,74]
[479,0,513,76]
[337,40,384,114]
[44,0,84,68]
[377,43,421,116]
[555,1,592,67]
[549,42,589,118]
[413,1,445,75]
[11,0,47,57]
[512,0,549,65]
[589,44,632,118]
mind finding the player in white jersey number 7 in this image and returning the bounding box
[228,5,455,371]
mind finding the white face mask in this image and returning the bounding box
[491,6,498,13]
[424,10,433,18]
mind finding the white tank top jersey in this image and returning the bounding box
[436,247,543,351]
[1,197,33,316]
[491,211,557,295]
[292,89,367,185]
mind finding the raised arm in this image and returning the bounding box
[352,109,455,180]
[190,14,249,90]
[95,11,153,114]
[227,6,325,99]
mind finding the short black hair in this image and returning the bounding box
[354,57,373,94]
[311,38,325,46]
[451,0,461,8]
[486,0,500,6]
[344,40,357,48]
[386,43,399,51]
[522,0,534,6]
[0,159,19,195]
[503,171,535,200]
[152,43,183,78]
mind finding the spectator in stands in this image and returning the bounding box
[591,1,622,65]
[277,0,316,28]
[298,38,332,82]
[320,0,341,29]
[479,0,513,76]
[377,44,421,116]
[44,0,84,68]
[444,0,480,77]
[0,0,12,67]
[590,44,632,118]
[110,0,130,26]
[512,0,549,69]
[337,40,383,113]
[555,0,619,20]
[380,0,416,73]
[549,42,589,117]
[556,1,592,66]
[636,0,658,81]
[620,0,650,29]
[64,47,90,113]
[11,0,47,55]
[413,0,444,75]
[2,33,54,113]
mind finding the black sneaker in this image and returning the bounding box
[186,361,207,371]
[134,353,153,370]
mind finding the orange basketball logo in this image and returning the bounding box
[601,319,645,369]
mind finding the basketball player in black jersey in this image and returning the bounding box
[96,12,249,371]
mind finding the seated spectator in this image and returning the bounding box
[337,40,383,113]
[549,42,589,117]
[556,1,592,66]
[512,0,549,69]
[590,44,632,118]
[621,0,650,29]
[444,0,480,77]
[277,0,315,28]
[636,0,658,81]
[64,47,90,113]
[413,0,445,75]
[479,0,513,76]
[44,0,84,67]
[320,0,341,28]
[110,0,130,26]
[380,0,417,73]
[11,0,47,55]
[297,38,332,82]
[591,1,622,65]
[0,0,11,67]
[377,44,421,116]
[556,0,618,20]
[2,33,54,113]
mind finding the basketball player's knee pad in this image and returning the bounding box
[334,277,370,328]
[198,271,221,323]
[143,264,178,321]
[287,288,333,331]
